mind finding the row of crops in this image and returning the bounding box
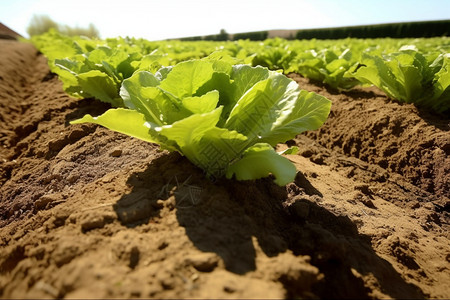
[31,30,449,113]
[27,30,449,185]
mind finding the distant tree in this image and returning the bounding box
[202,29,230,41]
[26,15,59,36]
[216,29,229,41]
[26,14,100,38]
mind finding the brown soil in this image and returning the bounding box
[0,39,449,299]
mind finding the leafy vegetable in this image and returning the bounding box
[289,48,361,90]
[353,50,450,113]
[32,31,448,106]
[31,31,448,184]
[251,45,297,71]
[72,59,331,185]
[52,46,143,107]
[226,143,297,186]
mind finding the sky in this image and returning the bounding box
[1,0,449,41]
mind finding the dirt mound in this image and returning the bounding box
[0,39,449,299]
[289,74,449,198]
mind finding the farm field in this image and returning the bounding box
[0,35,449,299]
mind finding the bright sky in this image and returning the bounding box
[1,0,449,41]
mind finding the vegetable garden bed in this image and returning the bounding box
[0,37,449,299]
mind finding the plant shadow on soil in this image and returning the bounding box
[112,153,425,299]
[417,109,450,131]
[64,98,112,126]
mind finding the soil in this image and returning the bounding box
[0,39,449,299]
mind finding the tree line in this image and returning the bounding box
[27,15,99,38]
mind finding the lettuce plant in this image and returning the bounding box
[53,46,144,107]
[32,31,152,107]
[251,45,297,72]
[71,59,331,186]
[288,48,361,90]
[353,49,450,113]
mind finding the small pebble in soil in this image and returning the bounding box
[185,253,219,272]
[309,172,318,178]
[109,148,122,157]
[223,283,237,293]
[80,214,106,232]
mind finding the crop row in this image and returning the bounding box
[26,31,449,185]
[31,30,449,113]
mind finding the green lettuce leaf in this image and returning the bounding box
[72,60,331,185]
[70,108,157,144]
[159,60,216,98]
[159,107,249,177]
[226,143,297,186]
[425,54,450,113]
[76,70,123,107]
[224,72,331,146]
[353,50,449,112]
[181,91,220,114]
